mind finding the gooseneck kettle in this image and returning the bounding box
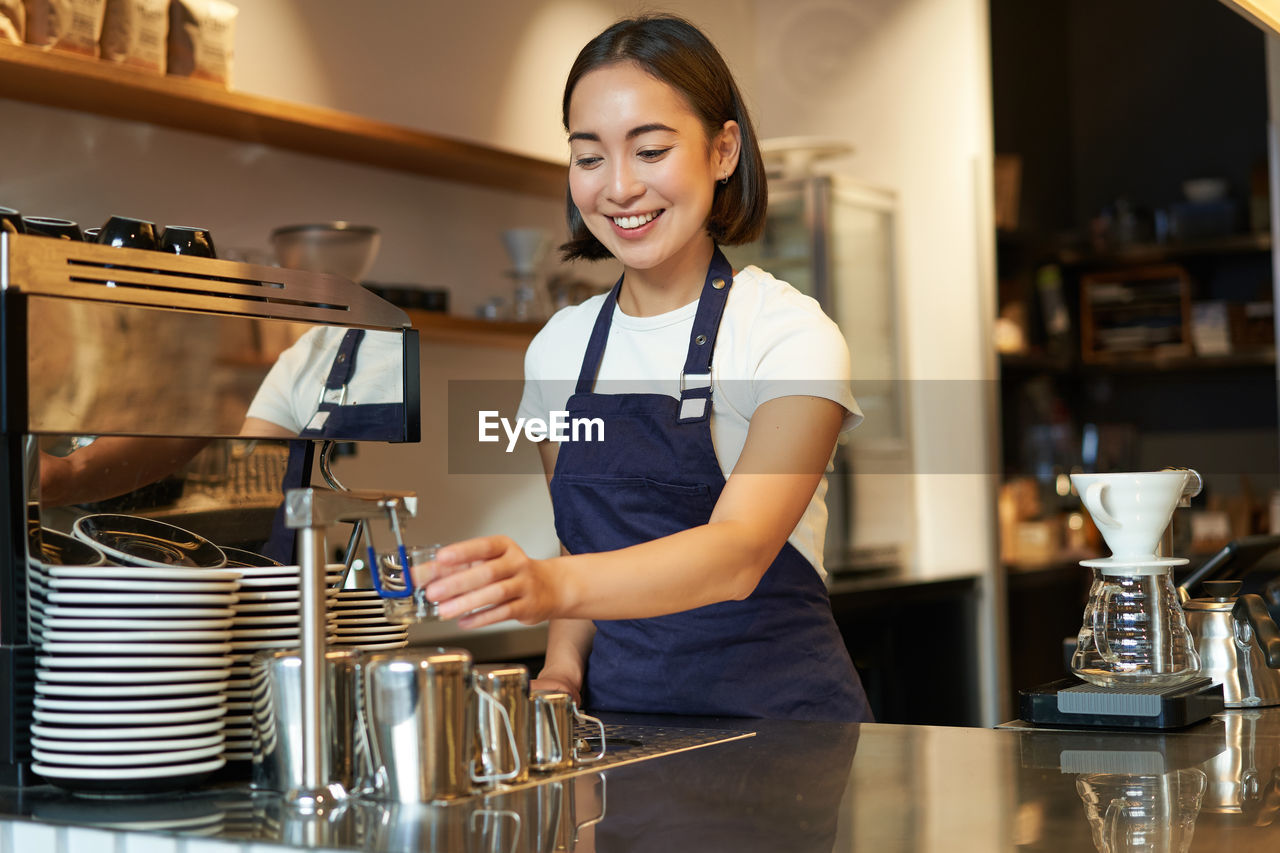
[1181,580,1280,708]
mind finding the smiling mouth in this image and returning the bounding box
[612,210,662,230]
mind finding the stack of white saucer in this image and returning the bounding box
[221,563,344,761]
[328,589,410,650]
[27,551,237,793]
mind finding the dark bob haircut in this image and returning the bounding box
[559,15,768,262]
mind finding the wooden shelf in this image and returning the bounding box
[1000,349,1276,373]
[1055,232,1273,267]
[407,310,541,349]
[0,43,566,198]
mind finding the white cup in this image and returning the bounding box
[1070,470,1189,561]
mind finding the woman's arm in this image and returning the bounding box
[526,440,595,703]
[40,436,211,508]
[41,415,299,508]
[424,394,844,628]
[239,417,297,438]
[534,618,595,704]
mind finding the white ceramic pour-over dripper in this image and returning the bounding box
[501,228,550,276]
[1070,470,1190,561]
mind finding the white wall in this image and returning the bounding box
[229,0,757,164]
[749,0,997,581]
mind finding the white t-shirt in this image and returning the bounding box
[246,327,405,434]
[518,265,861,576]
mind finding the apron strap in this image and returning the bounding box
[677,248,733,423]
[575,276,624,395]
[304,328,365,436]
[319,328,365,402]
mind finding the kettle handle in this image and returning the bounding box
[1233,594,1280,669]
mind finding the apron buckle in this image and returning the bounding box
[678,371,712,393]
[318,384,349,407]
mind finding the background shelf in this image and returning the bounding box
[0,43,566,198]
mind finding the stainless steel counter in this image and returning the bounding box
[5,709,1280,851]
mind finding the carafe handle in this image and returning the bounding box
[1082,482,1121,529]
[471,688,523,784]
[1092,582,1121,664]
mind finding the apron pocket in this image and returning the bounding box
[552,474,716,554]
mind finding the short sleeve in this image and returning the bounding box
[516,335,549,424]
[516,314,581,425]
[750,293,863,432]
[246,331,317,433]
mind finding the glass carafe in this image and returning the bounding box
[1076,768,1207,853]
[1072,566,1201,688]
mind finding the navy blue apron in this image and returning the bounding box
[549,249,872,722]
[261,329,405,563]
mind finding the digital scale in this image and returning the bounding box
[1019,676,1225,730]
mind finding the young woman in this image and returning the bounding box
[422,15,873,722]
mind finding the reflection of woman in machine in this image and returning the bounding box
[419,16,873,722]
[39,325,404,542]
[241,327,405,439]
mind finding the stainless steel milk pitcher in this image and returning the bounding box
[473,663,531,785]
[251,647,365,794]
[530,689,606,773]
[363,647,522,802]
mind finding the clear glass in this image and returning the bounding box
[376,544,441,625]
[1071,568,1201,687]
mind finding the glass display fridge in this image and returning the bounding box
[726,174,913,575]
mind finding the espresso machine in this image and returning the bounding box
[0,229,420,786]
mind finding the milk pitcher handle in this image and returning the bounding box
[1082,482,1121,529]
[472,688,523,784]
[572,707,607,764]
[470,809,522,853]
[576,773,607,832]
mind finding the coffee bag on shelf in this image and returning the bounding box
[24,0,106,56]
[1,0,24,44]
[166,0,236,86]
[100,0,167,73]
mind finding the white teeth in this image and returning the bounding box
[612,211,657,229]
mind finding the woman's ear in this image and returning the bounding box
[714,120,742,180]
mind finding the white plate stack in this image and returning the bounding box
[329,589,410,650]
[27,561,238,794]
[222,564,344,761]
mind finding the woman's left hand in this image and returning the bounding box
[420,536,561,629]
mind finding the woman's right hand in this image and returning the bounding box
[531,674,582,706]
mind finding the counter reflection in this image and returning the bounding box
[1013,709,1280,853]
[1075,768,1206,853]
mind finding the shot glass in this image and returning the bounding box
[373,543,442,625]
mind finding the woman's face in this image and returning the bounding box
[567,61,738,281]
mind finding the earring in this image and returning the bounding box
[718,175,729,185]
